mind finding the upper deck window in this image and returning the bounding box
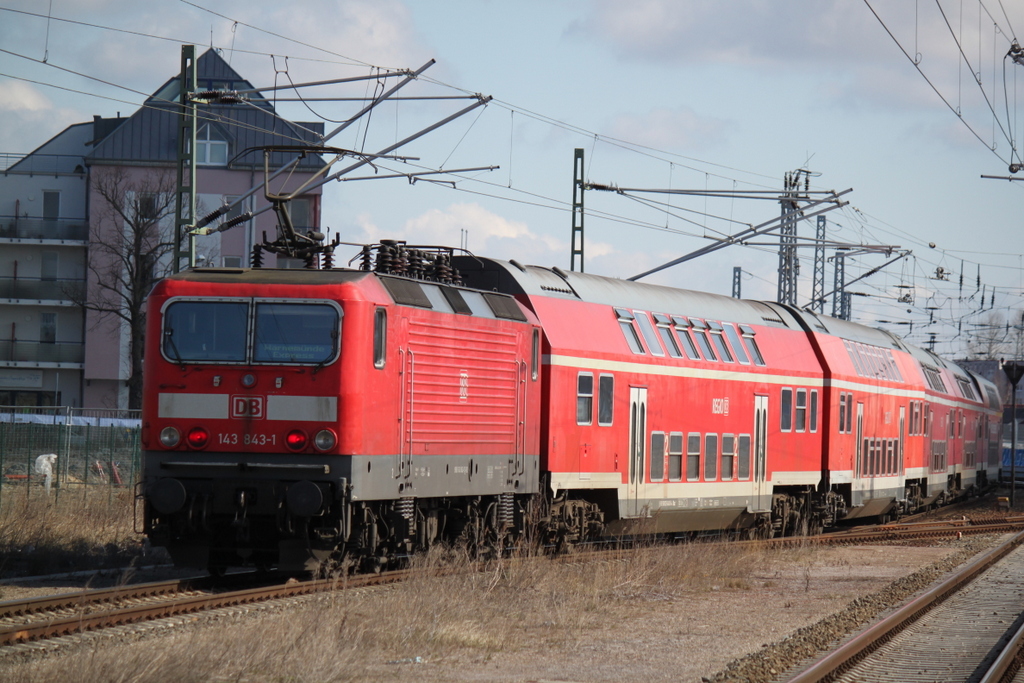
[615,308,645,354]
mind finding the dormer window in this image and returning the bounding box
[196,124,229,166]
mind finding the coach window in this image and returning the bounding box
[576,373,594,425]
[723,323,749,364]
[707,321,734,362]
[635,312,665,356]
[686,433,701,481]
[780,388,793,431]
[845,394,854,433]
[704,433,719,481]
[373,308,387,368]
[598,375,614,426]
[795,389,807,432]
[668,432,683,481]
[721,434,735,480]
[838,394,847,434]
[650,432,666,482]
[615,308,645,354]
[653,314,681,358]
[738,325,765,366]
[737,435,751,479]
[689,319,717,361]
[531,329,540,381]
[672,316,701,360]
[810,390,819,432]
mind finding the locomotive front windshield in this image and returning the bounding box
[162,300,340,365]
[253,303,338,363]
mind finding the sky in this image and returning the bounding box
[1,0,1023,359]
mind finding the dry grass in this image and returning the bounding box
[1,539,782,682]
[0,486,145,579]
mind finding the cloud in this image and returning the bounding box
[0,80,52,112]
[352,202,567,262]
[607,106,729,152]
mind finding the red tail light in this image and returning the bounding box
[285,429,308,452]
[187,426,210,449]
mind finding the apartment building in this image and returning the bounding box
[0,48,324,409]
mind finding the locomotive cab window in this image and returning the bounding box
[162,300,248,362]
[253,303,339,364]
[373,308,387,368]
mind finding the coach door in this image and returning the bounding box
[628,387,647,517]
[753,395,769,512]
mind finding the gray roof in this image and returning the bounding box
[87,48,323,170]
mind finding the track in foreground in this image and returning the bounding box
[783,529,1024,682]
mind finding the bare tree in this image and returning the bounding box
[79,167,177,409]
[966,310,1012,361]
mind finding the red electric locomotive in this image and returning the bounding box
[141,246,542,573]
[140,240,1002,573]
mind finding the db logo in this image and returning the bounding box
[231,395,264,419]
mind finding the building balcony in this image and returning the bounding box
[0,217,89,242]
[0,277,85,302]
[1,153,86,176]
[0,340,84,365]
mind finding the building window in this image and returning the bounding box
[196,124,229,166]
[598,374,614,425]
[576,373,594,425]
[40,312,56,344]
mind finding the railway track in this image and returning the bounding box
[0,570,410,656]
[782,529,1024,682]
[3,509,1020,659]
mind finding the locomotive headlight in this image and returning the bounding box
[313,429,337,452]
[159,426,181,448]
[285,429,308,452]
[186,426,210,449]
[241,373,257,387]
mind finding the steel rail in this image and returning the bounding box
[785,529,1024,683]
[0,570,413,647]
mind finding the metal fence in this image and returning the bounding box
[0,406,141,507]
